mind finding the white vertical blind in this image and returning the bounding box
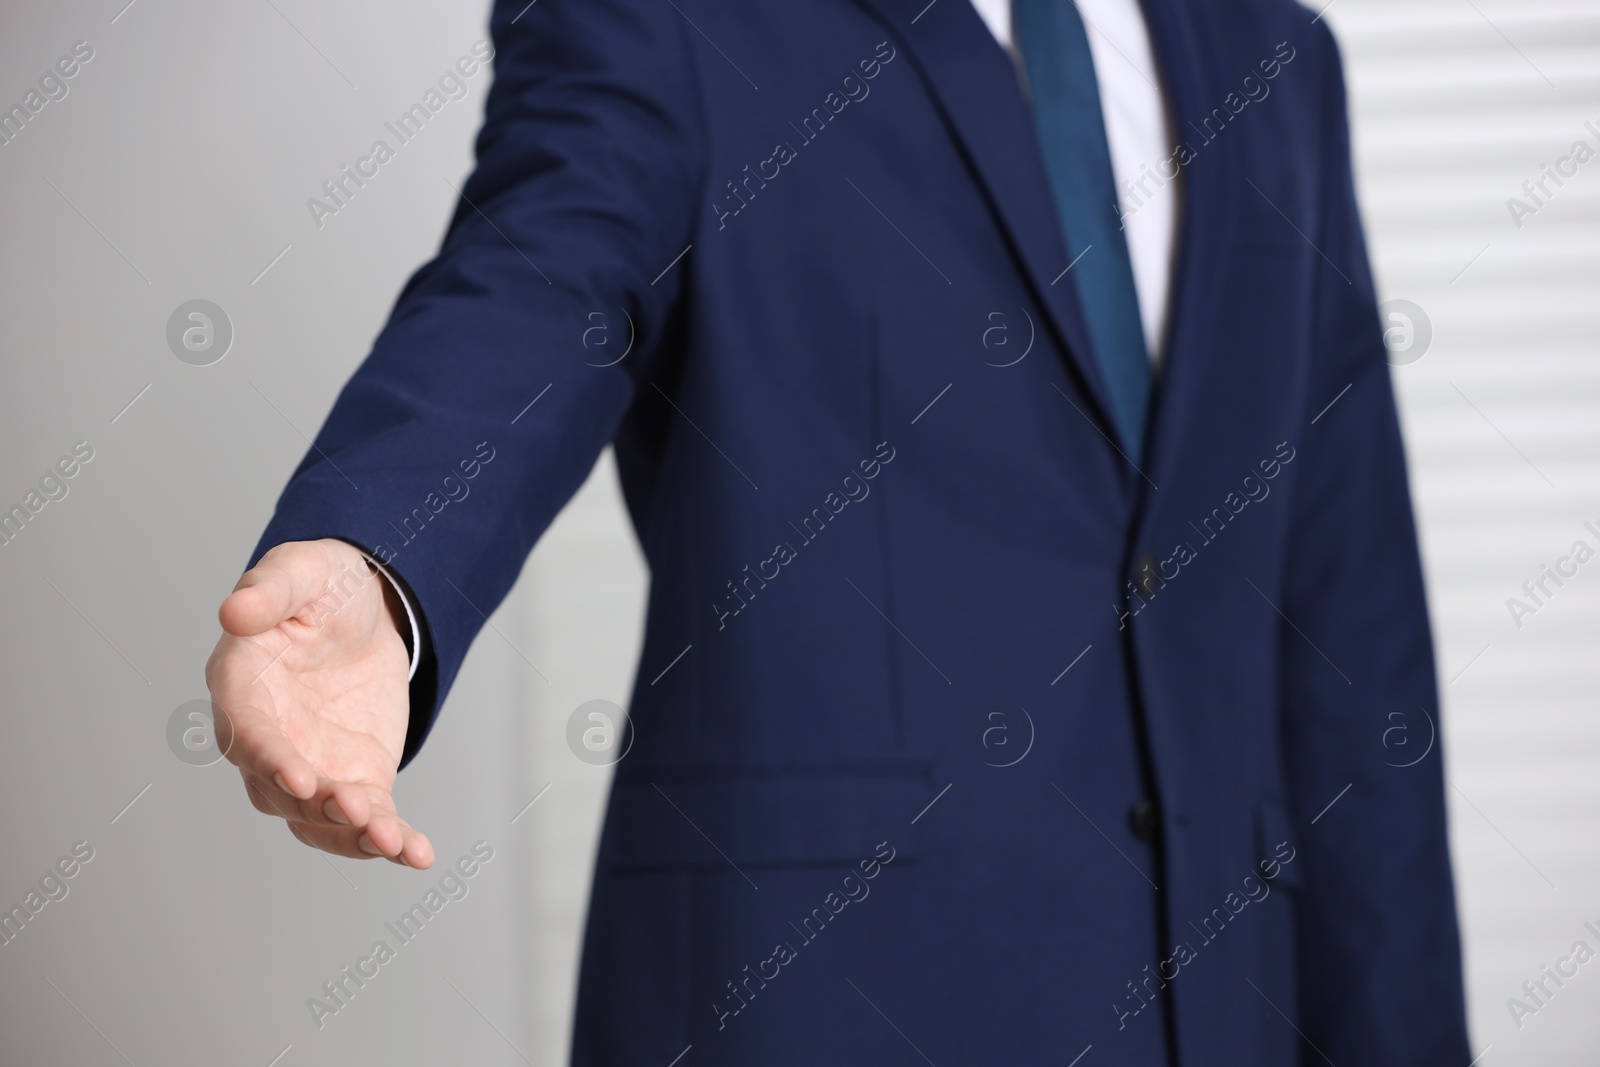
[1327,1,1600,1062]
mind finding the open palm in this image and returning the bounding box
[204,538,434,868]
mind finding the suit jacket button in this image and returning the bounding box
[1136,553,1159,599]
[1129,799,1160,843]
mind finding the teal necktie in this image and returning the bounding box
[1013,0,1152,464]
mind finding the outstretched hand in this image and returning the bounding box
[204,538,434,869]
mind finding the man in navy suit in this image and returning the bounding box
[206,0,1471,1062]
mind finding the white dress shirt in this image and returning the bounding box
[374,4,1180,678]
[969,0,1178,364]
[362,550,422,681]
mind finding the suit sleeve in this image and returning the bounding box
[1276,23,1471,1065]
[249,0,706,768]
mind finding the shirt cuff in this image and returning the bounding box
[359,550,422,683]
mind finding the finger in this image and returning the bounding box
[219,540,345,637]
[264,784,410,862]
[400,830,435,870]
[321,782,372,828]
[356,809,407,858]
[244,773,373,829]
[356,813,435,870]
[290,816,435,868]
[288,821,379,861]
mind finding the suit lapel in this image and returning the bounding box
[849,0,1122,452]
[1136,0,1234,489]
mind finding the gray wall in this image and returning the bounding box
[0,1,547,1064]
[0,0,1595,1064]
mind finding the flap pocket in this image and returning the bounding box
[605,761,936,871]
[1253,797,1304,890]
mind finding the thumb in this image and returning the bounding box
[219,539,356,637]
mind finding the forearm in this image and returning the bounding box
[249,0,705,765]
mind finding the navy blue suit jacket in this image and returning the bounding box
[254,0,1470,1061]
